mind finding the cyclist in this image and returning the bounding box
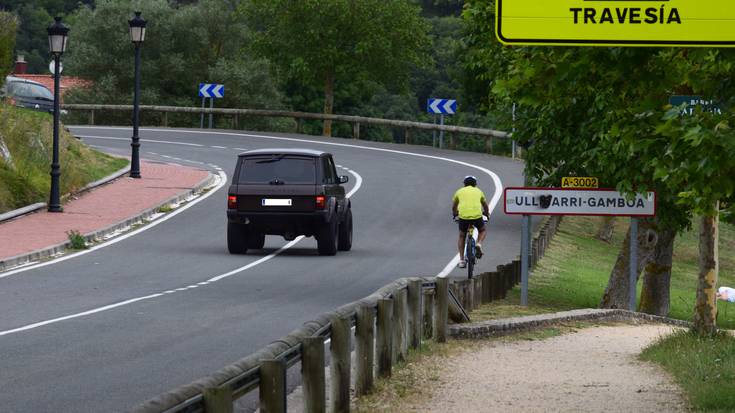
[452,175,489,268]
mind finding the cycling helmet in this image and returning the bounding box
[463,175,477,186]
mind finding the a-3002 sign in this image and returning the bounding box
[561,177,598,188]
[504,188,656,216]
[496,0,735,47]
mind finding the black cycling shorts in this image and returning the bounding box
[458,218,485,233]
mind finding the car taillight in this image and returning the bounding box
[228,195,237,209]
[315,195,326,210]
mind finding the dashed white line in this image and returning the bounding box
[210,146,227,149]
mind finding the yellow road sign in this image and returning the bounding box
[496,0,735,47]
[562,177,599,188]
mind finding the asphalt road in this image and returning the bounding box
[0,127,525,412]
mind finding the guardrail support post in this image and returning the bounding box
[260,359,286,413]
[407,280,422,350]
[405,128,412,145]
[296,118,304,134]
[203,385,233,413]
[423,289,434,340]
[88,109,94,126]
[234,114,239,130]
[355,304,375,396]
[162,111,168,128]
[302,337,326,413]
[329,316,351,413]
[485,136,493,154]
[376,298,393,378]
[352,122,360,140]
[393,289,408,363]
[435,278,448,343]
[449,132,456,150]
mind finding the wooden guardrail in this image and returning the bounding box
[131,217,564,413]
[61,104,511,149]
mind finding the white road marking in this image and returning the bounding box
[76,135,204,147]
[210,146,227,149]
[0,170,227,280]
[0,167,364,337]
[74,126,504,278]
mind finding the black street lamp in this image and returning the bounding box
[47,16,69,212]
[128,11,146,179]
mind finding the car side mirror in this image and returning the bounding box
[339,175,349,184]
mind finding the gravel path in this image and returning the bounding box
[414,324,689,413]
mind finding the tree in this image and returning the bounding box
[63,0,284,127]
[241,0,430,136]
[0,11,17,78]
[462,0,735,333]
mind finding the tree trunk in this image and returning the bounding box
[596,216,616,242]
[599,219,658,309]
[322,70,335,137]
[694,207,719,336]
[638,227,675,316]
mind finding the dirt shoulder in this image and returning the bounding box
[356,324,689,413]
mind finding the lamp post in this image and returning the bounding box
[128,11,146,178]
[47,17,69,213]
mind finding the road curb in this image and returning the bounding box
[449,308,691,339]
[0,164,132,224]
[0,171,217,273]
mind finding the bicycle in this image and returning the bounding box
[456,215,487,279]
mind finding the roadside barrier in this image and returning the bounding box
[133,216,563,413]
[61,104,510,150]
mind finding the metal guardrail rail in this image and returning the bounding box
[61,104,511,144]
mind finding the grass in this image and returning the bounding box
[518,216,735,329]
[0,104,128,213]
[66,229,87,250]
[641,330,735,412]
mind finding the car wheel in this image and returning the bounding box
[317,218,338,256]
[338,209,353,251]
[248,232,266,249]
[227,222,248,254]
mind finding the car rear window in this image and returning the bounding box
[239,156,316,184]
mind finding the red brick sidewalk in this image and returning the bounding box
[0,161,211,262]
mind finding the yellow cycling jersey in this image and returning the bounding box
[453,186,486,219]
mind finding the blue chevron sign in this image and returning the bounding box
[427,98,456,115]
[198,83,225,99]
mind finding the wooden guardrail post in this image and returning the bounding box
[473,276,482,309]
[449,132,456,149]
[485,136,493,154]
[423,289,434,340]
[435,278,448,343]
[407,280,422,350]
[260,359,287,413]
[233,113,240,130]
[162,111,168,127]
[302,337,326,413]
[392,289,408,363]
[88,109,94,125]
[352,122,360,140]
[203,385,233,413]
[329,315,351,413]
[513,259,521,284]
[376,298,393,378]
[355,304,375,396]
[296,118,304,134]
[405,128,412,145]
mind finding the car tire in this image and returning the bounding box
[317,218,338,256]
[337,209,353,251]
[248,232,266,249]
[227,222,248,254]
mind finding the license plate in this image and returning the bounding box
[262,198,292,206]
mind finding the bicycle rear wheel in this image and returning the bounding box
[466,234,475,279]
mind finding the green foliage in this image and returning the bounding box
[0,11,17,78]
[0,104,128,213]
[641,329,735,411]
[63,0,284,128]
[241,0,431,114]
[463,0,735,229]
[66,229,87,249]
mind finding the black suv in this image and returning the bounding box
[226,148,353,255]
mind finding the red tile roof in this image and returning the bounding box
[10,74,91,97]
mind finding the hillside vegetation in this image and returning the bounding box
[0,104,128,213]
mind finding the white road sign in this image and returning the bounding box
[504,187,656,217]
